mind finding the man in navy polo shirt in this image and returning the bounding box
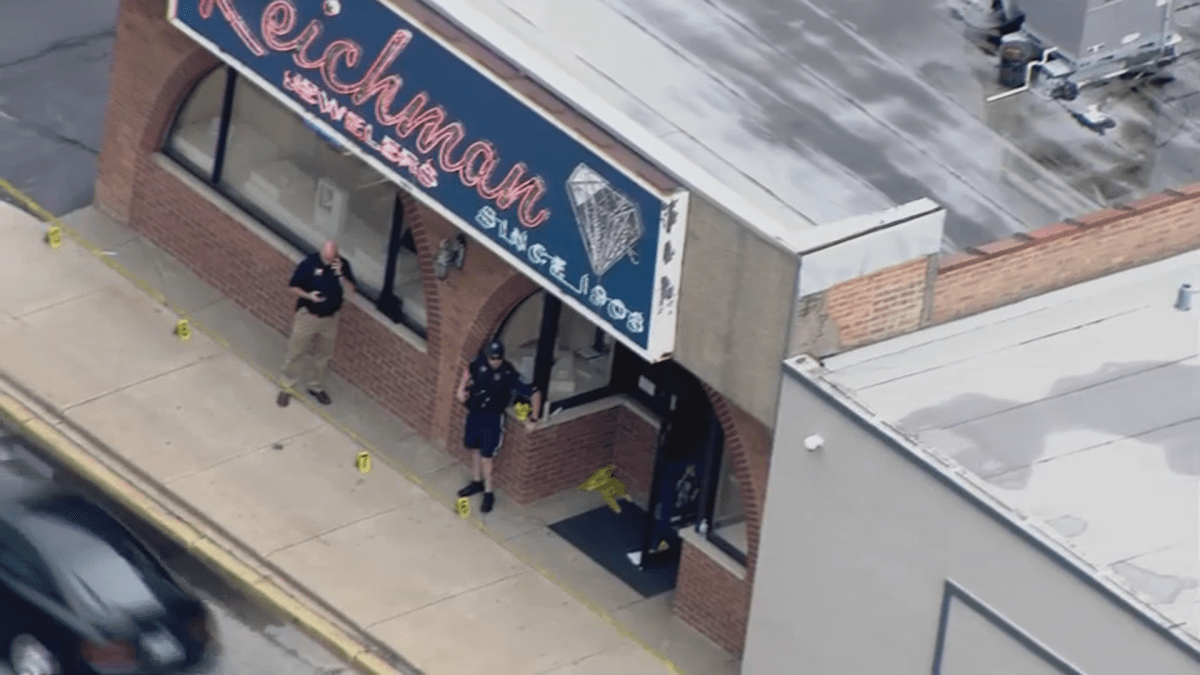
[277,239,356,408]
[455,339,541,513]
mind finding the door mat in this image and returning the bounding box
[548,503,679,598]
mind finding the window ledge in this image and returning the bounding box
[520,393,659,430]
[680,527,748,581]
[154,153,429,353]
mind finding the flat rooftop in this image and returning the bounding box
[424,0,1200,251]
[815,250,1200,639]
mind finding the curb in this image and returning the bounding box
[0,386,415,675]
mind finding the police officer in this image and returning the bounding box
[455,340,541,513]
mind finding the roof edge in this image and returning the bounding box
[418,0,839,255]
[782,354,1200,657]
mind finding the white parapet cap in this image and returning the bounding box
[796,199,946,297]
[419,0,945,258]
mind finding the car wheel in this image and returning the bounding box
[9,634,61,675]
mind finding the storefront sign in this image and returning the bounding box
[168,0,688,360]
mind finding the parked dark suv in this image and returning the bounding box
[0,485,215,675]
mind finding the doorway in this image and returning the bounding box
[546,350,723,597]
[625,359,722,570]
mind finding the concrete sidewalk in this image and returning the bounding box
[0,200,738,675]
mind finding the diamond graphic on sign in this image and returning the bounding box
[566,164,643,277]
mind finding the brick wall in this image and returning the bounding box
[823,257,931,348]
[672,388,772,656]
[504,407,619,504]
[674,540,751,655]
[95,0,214,224]
[439,404,620,505]
[932,187,1200,324]
[809,183,1200,354]
[611,406,659,505]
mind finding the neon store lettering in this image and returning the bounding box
[475,207,646,334]
[282,70,439,189]
[197,0,552,229]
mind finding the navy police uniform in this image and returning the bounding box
[463,354,536,458]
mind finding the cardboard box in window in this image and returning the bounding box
[313,177,348,237]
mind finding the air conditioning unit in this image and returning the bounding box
[1009,0,1181,83]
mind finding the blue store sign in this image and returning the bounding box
[169,0,688,360]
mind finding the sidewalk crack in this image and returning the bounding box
[61,351,225,412]
[12,287,113,320]
[363,569,528,628]
[163,425,329,484]
[531,645,622,675]
[263,502,408,558]
[190,295,228,315]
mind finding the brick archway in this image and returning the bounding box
[434,274,538,454]
[141,47,220,157]
[702,385,769,575]
[97,26,219,225]
[395,192,442,360]
[460,269,540,364]
[673,382,770,656]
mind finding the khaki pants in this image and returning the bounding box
[281,308,339,392]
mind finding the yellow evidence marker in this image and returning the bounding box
[355,451,371,474]
[455,497,471,518]
[581,465,629,514]
[46,226,62,249]
[174,319,192,341]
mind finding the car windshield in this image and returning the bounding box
[21,496,168,615]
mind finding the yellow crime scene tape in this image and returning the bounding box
[0,179,683,674]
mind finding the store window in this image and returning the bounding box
[495,291,618,413]
[707,453,747,560]
[165,67,227,177]
[553,304,616,402]
[497,292,544,384]
[163,67,426,336]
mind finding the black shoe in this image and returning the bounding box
[307,389,332,405]
[457,481,484,498]
[276,391,291,407]
[481,492,495,513]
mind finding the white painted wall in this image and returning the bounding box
[742,363,1200,675]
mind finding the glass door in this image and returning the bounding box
[636,362,720,569]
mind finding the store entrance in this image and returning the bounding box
[545,345,723,598]
[618,357,721,571]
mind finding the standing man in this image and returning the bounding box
[277,239,356,408]
[456,340,541,513]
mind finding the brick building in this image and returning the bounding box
[98,0,949,657]
[94,0,1200,663]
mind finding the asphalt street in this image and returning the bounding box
[0,0,120,216]
[0,422,354,675]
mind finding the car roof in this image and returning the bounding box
[1,492,181,622]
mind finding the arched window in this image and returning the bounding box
[494,290,618,413]
[163,67,426,336]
